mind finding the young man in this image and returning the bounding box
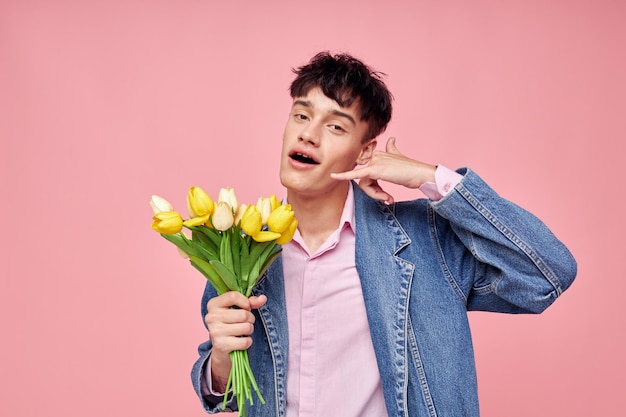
[191,52,577,417]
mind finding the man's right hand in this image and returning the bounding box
[205,291,268,392]
[330,137,437,204]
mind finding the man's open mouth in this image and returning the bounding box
[289,152,320,165]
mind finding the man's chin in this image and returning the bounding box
[280,172,318,195]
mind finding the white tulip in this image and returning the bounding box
[150,195,174,214]
[212,201,235,231]
[256,197,272,225]
[218,187,239,212]
[234,203,248,226]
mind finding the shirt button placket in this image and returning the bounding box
[299,258,317,417]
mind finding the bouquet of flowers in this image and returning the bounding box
[150,186,297,416]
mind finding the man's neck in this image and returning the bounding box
[287,182,350,254]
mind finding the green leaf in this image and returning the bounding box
[189,255,229,295]
[210,260,241,293]
[230,229,242,279]
[246,249,281,296]
[248,240,273,261]
[220,230,234,271]
[258,249,281,279]
[193,239,219,262]
[188,225,222,248]
[191,229,218,253]
[161,233,197,257]
[239,236,252,289]
[248,254,262,284]
[250,240,277,276]
[258,240,279,263]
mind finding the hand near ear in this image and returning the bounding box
[330,137,437,204]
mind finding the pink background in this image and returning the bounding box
[1,1,624,416]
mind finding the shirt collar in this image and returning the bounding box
[340,182,356,233]
[284,183,356,254]
[283,183,356,233]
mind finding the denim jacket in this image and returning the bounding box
[191,168,577,417]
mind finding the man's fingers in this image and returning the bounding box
[359,178,394,205]
[330,166,369,181]
[249,295,267,310]
[385,137,401,155]
[207,291,251,310]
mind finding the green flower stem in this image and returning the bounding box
[223,348,265,417]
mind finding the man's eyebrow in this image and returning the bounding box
[293,99,312,108]
[292,99,356,126]
[329,109,356,126]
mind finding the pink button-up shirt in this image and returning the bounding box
[282,184,388,417]
[204,166,462,416]
[282,166,462,417]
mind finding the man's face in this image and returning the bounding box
[280,87,375,198]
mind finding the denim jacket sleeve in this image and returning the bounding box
[428,167,577,313]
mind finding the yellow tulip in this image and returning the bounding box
[218,187,239,212]
[150,195,174,214]
[212,201,234,231]
[152,211,183,234]
[233,203,248,226]
[269,195,280,211]
[240,205,262,236]
[256,197,272,225]
[276,218,298,245]
[252,230,282,242]
[187,186,214,218]
[183,214,210,227]
[267,204,295,233]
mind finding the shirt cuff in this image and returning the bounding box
[418,165,463,201]
[201,356,230,397]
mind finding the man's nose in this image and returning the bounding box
[299,124,320,145]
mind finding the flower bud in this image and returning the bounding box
[276,218,298,245]
[152,211,183,234]
[256,197,272,225]
[233,203,248,226]
[240,205,262,237]
[267,204,295,233]
[269,195,280,211]
[187,186,214,218]
[150,195,174,214]
[211,201,234,231]
[183,214,210,227]
[218,187,239,212]
[251,230,282,242]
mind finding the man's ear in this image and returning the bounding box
[356,139,377,165]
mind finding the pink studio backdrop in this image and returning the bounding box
[1,1,623,416]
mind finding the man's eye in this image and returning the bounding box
[295,114,308,121]
[329,124,345,132]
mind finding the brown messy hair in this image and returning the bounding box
[289,52,393,142]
